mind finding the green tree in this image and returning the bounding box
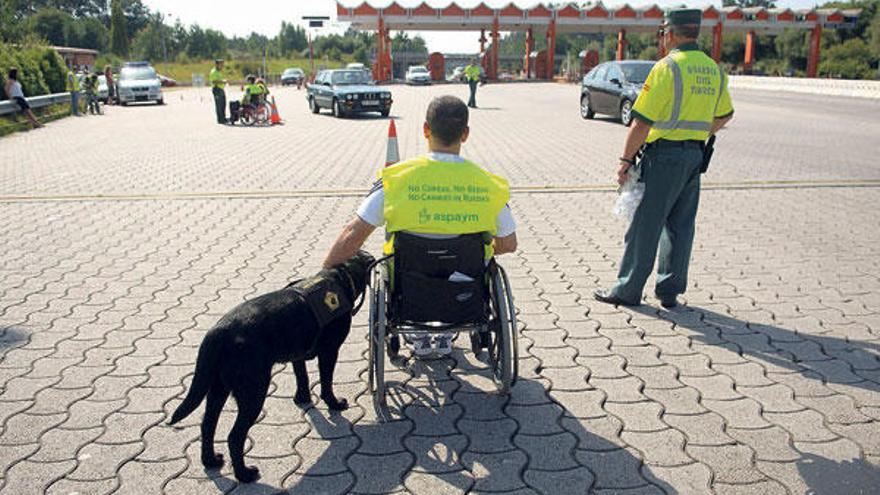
[26,8,71,46]
[109,0,128,56]
[819,37,874,78]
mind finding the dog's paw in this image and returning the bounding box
[234,466,261,483]
[201,453,224,469]
[293,390,312,406]
[323,395,349,411]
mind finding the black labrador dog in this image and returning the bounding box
[169,251,374,483]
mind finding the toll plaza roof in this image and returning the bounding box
[337,2,859,34]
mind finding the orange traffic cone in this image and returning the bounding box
[270,96,282,125]
[385,119,399,167]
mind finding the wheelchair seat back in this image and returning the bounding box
[391,232,491,325]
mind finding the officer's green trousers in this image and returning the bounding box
[611,144,703,304]
[212,87,226,124]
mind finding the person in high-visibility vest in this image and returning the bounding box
[66,67,80,116]
[464,59,481,108]
[594,8,734,309]
[241,75,265,108]
[323,95,518,356]
[83,71,100,115]
[210,59,228,124]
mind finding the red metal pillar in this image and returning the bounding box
[616,28,627,61]
[807,23,822,78]
[384,28,393,80]
[711,22,723,63]
[374,18,385,81]
[524,28,534,79]
[490,17,500,80]
[743,30,755,74]
[479,29,487,54]
[545,20,556,79]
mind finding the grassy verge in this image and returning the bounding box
[0,103,71,138]
[153,57,354,85]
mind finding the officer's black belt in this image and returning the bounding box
[647,139,704,150]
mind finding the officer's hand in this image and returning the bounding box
[617,162,631,186]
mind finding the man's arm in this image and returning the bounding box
[323,217,376,269]
[617,118,652,186]
[494,233,517,255]
[711,114,733,135]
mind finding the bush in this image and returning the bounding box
[0,42,67,98]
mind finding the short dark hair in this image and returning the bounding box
[426,96,468,146]
[7,67,18,80]
[671,24,700,40]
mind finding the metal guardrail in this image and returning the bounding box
[0,92,71,116]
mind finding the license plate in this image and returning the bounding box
[362,100,378,106]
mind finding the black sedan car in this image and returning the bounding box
[281,67,305,86]
[580,60,654,126]
[307,69,392,118]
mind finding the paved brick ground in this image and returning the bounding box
[1,83,879,495]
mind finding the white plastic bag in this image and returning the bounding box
[613,164,645,222]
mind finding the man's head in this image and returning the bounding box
[663,8,701,48]
[423,95,469,151]
[7,67,18,81]
[246,74,256,84]
[215,59,224,69]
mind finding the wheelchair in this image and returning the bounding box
[238,96,271,126]
[367,232,518,421]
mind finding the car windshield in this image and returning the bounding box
[410,67,428,73]
[120,67,157,81]
[284,69,302,75]
[620,63,654,84]
[331,70,370,85]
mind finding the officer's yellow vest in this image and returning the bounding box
[634,46,730,142]
[381,156,509,257]
[209,68,225,89]
[465,65,481,82]
[66,71,79,91]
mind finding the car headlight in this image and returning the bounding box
[345,94,353,100]
[353,94,359,100]
[382,93,390,99]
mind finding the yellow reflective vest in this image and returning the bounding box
[66,71,80,92]
[381,156,510,257]
[464,64,481,82]
[632,42,734,142]
[209,68,225,89]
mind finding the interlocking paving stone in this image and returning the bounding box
[2,85,880,493]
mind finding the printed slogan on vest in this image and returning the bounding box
[408,184,488,225]
[687,65,718,96]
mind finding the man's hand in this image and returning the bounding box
[617,161,631,186]
[323,217,375,269]
[494,233,517,255]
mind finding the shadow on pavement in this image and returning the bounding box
[280,353,673,494]
[633,305,880,393]
[797,452,880,494]
[0,326,29,352]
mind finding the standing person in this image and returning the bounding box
[322,95,517,356]
[104,65,115,105]
[66,66,80,116]
[464,59,481,108]
[4,68,44,129]
[210,59,228,124]
[83,71,100,115]
[593,9,734,309]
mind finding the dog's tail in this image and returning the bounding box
[169,330,222,425]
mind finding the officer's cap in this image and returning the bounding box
[665,8,702,27]
[214,59,224,64]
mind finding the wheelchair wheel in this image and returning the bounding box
[240,107,255,126]
[368,264,390,420]
[489,265,517,394]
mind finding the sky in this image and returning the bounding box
[143,0,829,53]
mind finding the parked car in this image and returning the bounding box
[405,66,432,85]
[346,62,366,70]
[116,62,164,106]
[281,67,305,86]
[96,75,109,102]
[580,60,654,126]
[449,66,465,82]
[307,69,391,118]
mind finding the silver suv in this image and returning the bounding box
[117,62,164,106]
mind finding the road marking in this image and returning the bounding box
[1,179,879,203]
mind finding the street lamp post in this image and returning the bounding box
[302,16,330,79]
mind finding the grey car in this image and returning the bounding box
[307,69,392,118]
[580,60,654,126]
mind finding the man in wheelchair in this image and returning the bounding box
[323,95,517,356]
[241,74,267,110]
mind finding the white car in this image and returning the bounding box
[405,66,432,85]
[116,62,164,106]
[346,63,366,70]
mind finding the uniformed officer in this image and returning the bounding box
[594,8,734,309]
[323,95,518,355]
[66,67,80,116]
[210,59,228,124]
[464,59,481,108]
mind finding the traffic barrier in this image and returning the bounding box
[0,92,71,116]
[270,96,282,125]
[385,119,399,167]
